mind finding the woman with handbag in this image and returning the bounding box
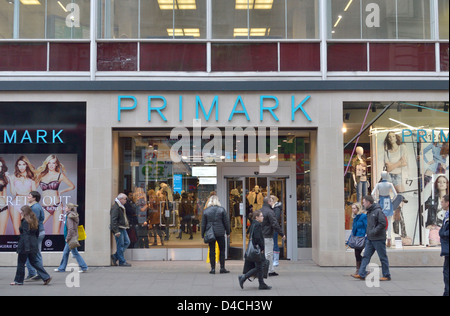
[347,203,367,276]
[238,210,271,290]
[54,203,88,273]
[10,205,52,285]
[201,195,230,274]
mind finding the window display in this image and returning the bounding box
[344,101,449,248]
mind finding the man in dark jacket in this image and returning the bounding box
[439,194,449,296]
[110,193,131,267]
[260,196,285,276]
[352,195,391,281]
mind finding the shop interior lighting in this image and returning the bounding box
[334,15,343,28]
[158,0,196,10]
[167,28,200,37]
[233,28,270,37]
[20,0,41,4]
[57,1,68,12]
[344,0,353,11]
[235,0,273,10]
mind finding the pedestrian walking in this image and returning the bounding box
[10,205,51,285]
[347,203,367,275]
[439,194,449,296]
[24,191,45,281]
[352,195,391,281]
[238,210,271,290]
[271,195,282,267]
[110,193,132,267]
[260,196,285,276]
[55,203,88,273]
[201,194,230,274]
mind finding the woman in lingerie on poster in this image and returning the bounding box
[36,155,75,235]
[0,157,10,235]
[9,156,36,235]
[384,132,408,193]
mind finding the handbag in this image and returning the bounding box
[203,225,215,243]
[69,237,81,250]
[245,225,263,262]
[347,235,366,250]
[78,225,86,241]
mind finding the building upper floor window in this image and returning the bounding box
[329,0,444,40]
[0,0,90,39]
[0,0,448,41]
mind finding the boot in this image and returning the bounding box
[273,251,280,267]
[354,261,361,275]
[238,275,246,289]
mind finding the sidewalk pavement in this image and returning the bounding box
[0,260,445,297]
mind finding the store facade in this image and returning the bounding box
[0,84,447,267]
[0,0,448,267]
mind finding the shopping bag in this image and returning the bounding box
[78,225,86,241]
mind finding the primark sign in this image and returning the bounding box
[2,129,64,144]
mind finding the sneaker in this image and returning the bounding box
[268,272,279,277]
[54,269,65,272]
[380,276,391,281]
[24,275,37,282]
[220,268,230,274]
[119,262,132,267]
[10,282,23,286]
[79,269,88,273]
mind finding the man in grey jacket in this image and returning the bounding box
[260,196,285,276]
[352,195,391,281]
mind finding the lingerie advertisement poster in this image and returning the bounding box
[0,102,86,252]
[371,130,449,247]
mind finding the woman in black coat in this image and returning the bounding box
[238,210,271,290]
[201,195,230,274]
[11,205,51,285]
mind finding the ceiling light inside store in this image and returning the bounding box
[235,0,273,10]
[20,0,41,4]
[233,28,270,37]
[344,0,353,11]
[158,0,196,10]
[167,28,200,37]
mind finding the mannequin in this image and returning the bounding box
[372,171,397,247]
[352,146,369,202]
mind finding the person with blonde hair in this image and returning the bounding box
[9,155,36,235]
[55,203,88,273]
[36,154,75,234]
[201,195,230,274]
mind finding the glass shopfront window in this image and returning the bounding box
[117,130,311,254]
[329,0,432,39]
[343,101,449,248]
[0,0,90,39]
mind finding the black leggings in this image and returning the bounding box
[208,235,226,268]
[354,248,363,262]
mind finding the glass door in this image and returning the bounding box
[226,176,287,260]
[226,177,246,259]
[268,177,287,259]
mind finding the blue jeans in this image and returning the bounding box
[57,243,88,272]
[359,239,391,278]
[356,181,368,203]
[26,233,44,277]
[113,229,130,265]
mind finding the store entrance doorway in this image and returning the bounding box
[226,176,287,260]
